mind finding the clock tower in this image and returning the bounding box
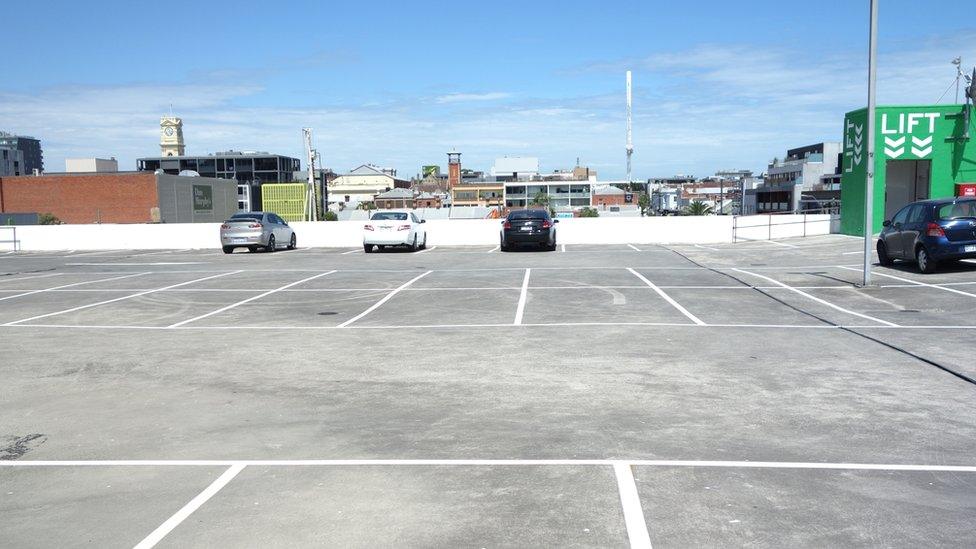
[160,116,185,157]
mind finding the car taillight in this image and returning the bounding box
[248,223,262,229]
[364,224,374,231]
[503,221,511,229]
[220,224,229,230]
[926,222,946,238]
[542,220,552,229]
[398,225,411,231]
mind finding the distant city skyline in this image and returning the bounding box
[1,0,974,179]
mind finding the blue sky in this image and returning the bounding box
[2,0,974,179]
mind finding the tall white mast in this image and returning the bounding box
[626,70,633,183]
[302,128,318,222]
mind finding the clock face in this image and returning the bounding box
[164,127,175,137]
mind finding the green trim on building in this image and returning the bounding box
[840,104,976,236]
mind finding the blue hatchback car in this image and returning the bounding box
[877,198,976,273]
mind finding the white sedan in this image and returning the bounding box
[363,211,428,252]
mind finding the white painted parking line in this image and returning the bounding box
[9,321,976,331]
[341,248,362,255]
[4,459,976,473]
[66,262,207,266]
[627,244,642,252]
[415,246,437,254]
[627,268,705,326]
[64,250,122,257]
[763,240,799,248]
[731,268,899,327]
[133,464,245,549]
[694,244,719,251]
[842,250,866,255]
[514,268,531,325]
[487,245,500,253]
[561,244,566,252]
[614,463,653,549]
[838,266,976,298]
[167,270,337,328]
[0,272,150,302]
[337,271,432,328]
[1,271,241,326]
[0,272,65,284]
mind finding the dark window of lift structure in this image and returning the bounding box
[234,158,254,172]
[180,159,198,171]
[254,157,278,171]
[216,159,226,171]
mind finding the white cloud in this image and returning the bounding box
[434,92,512,104]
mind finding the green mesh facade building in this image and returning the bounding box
[840,104,976,236]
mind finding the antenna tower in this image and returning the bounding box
[626,71,634,183]
[303,128,318,222]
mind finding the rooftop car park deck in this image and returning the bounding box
[2,235,975,547]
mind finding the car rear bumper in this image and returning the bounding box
[926,237,976,260]
[503,230,552,244]
[220,231,266,246]
[364,233,413,246]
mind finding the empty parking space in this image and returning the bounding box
[0,466,230,548]
[636,466,976,547]
[2,234,975,546]
[188,289,392,328]
[161,465,626,548]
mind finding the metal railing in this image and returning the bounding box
[0,226,19,251]
[732,213,841,243]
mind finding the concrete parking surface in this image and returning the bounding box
[1,235,975,547]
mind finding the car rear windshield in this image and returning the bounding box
[228,214,262,221]
[508,210,548,220]
[371,212,408,221]
[937,201,976,220]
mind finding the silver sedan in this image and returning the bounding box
[220,212,296,254]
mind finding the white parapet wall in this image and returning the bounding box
[5,214,836,251]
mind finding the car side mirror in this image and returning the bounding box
[882,220,891,227]
[553,219,559,223]
[420,219,426,224]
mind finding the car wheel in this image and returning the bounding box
[247,246,258,253]
[916,245,937,274]
[411,235,419,252]
[877,241,893,266]
[265,235,276,253]
[500,238,508,252]
[288,233,297,250]
[222,246,234,254]
[364,244,373,253]
[420,233,427,250]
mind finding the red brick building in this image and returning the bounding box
[592,184,633,207]
[0,172,237,224]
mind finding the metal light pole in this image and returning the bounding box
[862,0,878,286]
[953,57,962,104]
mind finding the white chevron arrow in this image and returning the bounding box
[912,135,932,147]
[884,136,905,148]
[854,151,863,165]
[911,145,932,157]
[885,147,905,158]
[854,134,863,148]
[855,124,863,136]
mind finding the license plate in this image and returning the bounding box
[232,238,247,243]
[380,225,392,230]
[520,226,533,231]
[965,245,976,252]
